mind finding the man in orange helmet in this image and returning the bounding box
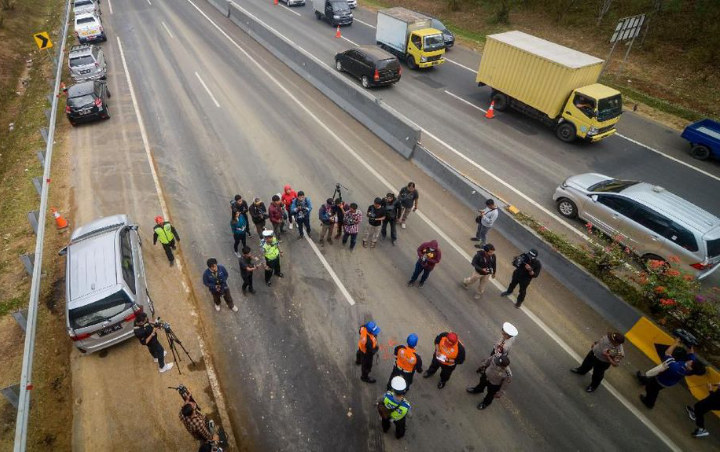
[153,216,180,265]
[423,331,466,389]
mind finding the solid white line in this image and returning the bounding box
[195,71,221,108]
[107,0,113,15]
[161,21,174,39]
[305,237,356,305]
[340,35,357,46]
[183,3,679,450]
[353,18,375,28]
[616,133,720,183]
[444,90,486,113]
[147,0,152,5]
[446,58,476,73]
[280,5,301,17]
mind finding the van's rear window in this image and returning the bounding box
[377,59,398,70]
[70,56,94,67]
[69,290,132,329]
[707,238,720,258]
[77,17,96,25]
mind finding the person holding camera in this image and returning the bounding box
[686,382,720,438]
[230,210,247,257]
[333,198,345,241]
[381,193,401,246]
[249,197,268,237]
[230,194,252,238]
[500,249,541,308]
[341,203,362,250]
[637,339,697,409]
[238,247,257,295]
[471,199,499,247]
[570,332,625,393]
[291,191,313,239]
[179,391,218,444]
[363,197,386,249]
[463,244,497,300]
[318,198,337,245]
[202,258,237,313]
[397,182,419,230]
[407,240,441,287]
[133,312,174,373]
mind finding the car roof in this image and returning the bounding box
[356,45,397,61]
[67,81,97,96]
[67,227,120,306]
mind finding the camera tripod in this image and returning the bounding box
[332,182,349,203]
[159,322,196,375]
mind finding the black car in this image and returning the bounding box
[431,18,455,49]
[335,46,401,88]
[65,80,111,126]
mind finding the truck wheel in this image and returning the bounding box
[406,55,417,70]
[690,145,711,160]
[556,123,576,143]
[491,92,509,111]
[556,198,578,219]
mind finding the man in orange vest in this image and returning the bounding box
[423,331,466,389]
[386,333,423,391]
[356,321,381,383]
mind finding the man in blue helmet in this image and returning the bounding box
[356,321,381,383]
[378,376,411,439]
[387,334,423,390]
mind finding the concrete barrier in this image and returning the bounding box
[208,0,230,17]
[227,2,420,159]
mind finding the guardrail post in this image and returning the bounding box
[12,310,28,332]
[36,150,46,168]
[32,177,42,196]
[1,385,20,409]
[46,94,53,105]
[27,211,39,235]
[40,127,49,144]
[44,109,51,122]
[20,254,34,276]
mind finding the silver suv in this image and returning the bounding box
[68,45,106,82]
[74,12,106,43]
[60,215,155,353]
[553,173,720,279]
[73,0,101,16]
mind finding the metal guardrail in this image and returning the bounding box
[13,0,72,450]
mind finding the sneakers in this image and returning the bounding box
[370,242,376,249]
[422,371,432,378]
[462,281,469,290]
[692,428,709,438]
[232,306,239,312]
[159,362,174,373]
[248,287,256,294]
[418,282,424,288]
[473,294,482,300]
[639,394,653,409]
[470,237,480,241]
[362,240,367,248]
[585,385,596,393]
[474,244,484,249]
[289,223,293,230]
[392,239,397,246]
[361,376,376,384]
[401,223,406,229]
[500,291,511,297]
[570,368,583,374]
[266,282,272,287]
[214,305,221,312]
[477,403,488,410]
[466,386,481,394]
[319,239,324,246]
[277,273,284,278]
[234,251,241,258]
[437,381,446,389]
[407,281,415,287]
[154,350,168,363]
[686,405,696,421]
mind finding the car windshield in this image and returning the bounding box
[69,290,132,329]
[708,238,720,258]
[70,55,94,67]
[423,34,445,51]
[331,1,349,11]
[588,178,639,193]
[598,94,622,121]
[68,94,95,108]
[77,17,97,25]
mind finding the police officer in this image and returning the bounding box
[133,312,174,373]
[356,321,380,383]
[387,333,423,390]
[153,216,180,265]
[423,331,466,389]
[378,376,411,439]
[261,229,283,286]
[467,354,512,410]
[501,249,542,308]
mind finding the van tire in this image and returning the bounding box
[690,145,711,160]
[335,60,342,72]
[491,92,509,111]
[556,122,576,143]
[361,76,370,88]
[556,198,578,219]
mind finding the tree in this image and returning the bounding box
[447,0,461,12]
[596,0,613,26]
[495,0,511,24]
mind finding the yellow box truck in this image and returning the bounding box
[376,7,445,69]
[476,31,622,143]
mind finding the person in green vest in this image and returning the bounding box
[153,216,180,265]
[261,229,283,286]
[378,376,411,439]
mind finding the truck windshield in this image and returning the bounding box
[598,94,622,121]
[423,34,445,52]
[330,1,349,11]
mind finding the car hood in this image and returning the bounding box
[564,173,611,193]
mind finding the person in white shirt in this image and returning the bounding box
[471,199,499,247]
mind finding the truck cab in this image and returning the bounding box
[376,7,446,70]
[406,29,445,69]
[560,84,622,142]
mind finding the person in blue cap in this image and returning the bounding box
[356,321,381,383]
[387,334,423,391]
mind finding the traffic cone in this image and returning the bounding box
[274,0,278,4]
[335,25,341,38]
[57,81,66,98]
[485,100,495,119]
[51,207,69,230]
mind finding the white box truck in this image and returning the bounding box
[375,7,445,69]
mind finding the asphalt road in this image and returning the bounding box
[94,0,720,450]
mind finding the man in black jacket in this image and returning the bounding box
[380,193,401,246]
[501,249,541,308]
[363,198,385,249]
[463,244,497,300]
[230,194,251,238]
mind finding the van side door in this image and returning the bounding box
[585,194,634,237]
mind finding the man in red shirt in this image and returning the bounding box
[407,240,441,288]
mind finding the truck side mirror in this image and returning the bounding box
[58,246,68,256]
[590,194,598,202]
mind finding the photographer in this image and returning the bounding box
[463,244,497,300]
[500,249,541,308]
[202,258,237,313]
[133,312,174,373]
[363,197,385,249]
[248,197,268,236]
[407,240,441,287]
[341,202,362,250]
[318,198,337,245]
[291,191,313,239]
[637,338,698,409]
[179,391,218,444]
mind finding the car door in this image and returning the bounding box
[344,50,360,77]
[623,205,671,256]
[584,194,632,237]
[357,51,372,79]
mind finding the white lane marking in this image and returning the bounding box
[353,18,375,28]
[147,0,152,5]
[183,3,680,449]
[161,21,174,39]
[280,4,301,17]
[340,35,357,46]
[616,133,720,183]
[195,71,221,108]
[108,0,113,15]
[446,58,476,73]
[444,90,486,113]
[304,237,356,306]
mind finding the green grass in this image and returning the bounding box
[601,78,707,123]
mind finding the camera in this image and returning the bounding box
[673,328,699,348]
[169,384,192,401]
[512,253,529,268]
[153,317,171,332]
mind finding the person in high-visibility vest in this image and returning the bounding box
[387,333,423,391]
[153,216,180,265]
[378,376,411,439]
[423,331,466,389]
[261,229,283,286]
[356,321,380,383]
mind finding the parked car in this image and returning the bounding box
[279,0,305,6]
[73,0,101,16]
[59,215,154,353]
[346,0,357,8]
[313,0,353,26]
[68,44,106,82]
[553,173,720,279]
[681,118,720,161]
[65,80,111,126]
[430,18,454,48]
[74,12,106,43]
[335,46,401,88]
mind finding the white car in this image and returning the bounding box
[346,0,357,8]
[73,0,101,17]
[280,0,306,5]
[75,13,106,44]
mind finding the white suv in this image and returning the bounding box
[73,0,101,16]
[75,13,106,43]
[68,44,107,82]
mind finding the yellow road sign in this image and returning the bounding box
[33,32,53,50]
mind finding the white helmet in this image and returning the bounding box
[262,229,274,237]
[390,376,407,394]
[502,322,518,337]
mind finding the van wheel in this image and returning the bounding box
[335,60,342,72]
[102,106,111,119]
[406,55,417,70]
[556,198,577,219]
[556,122,576,142]
[361,76,370,88]
[641,254,667,269]
[491,92,509,111]
[690,145,711,160]
[315,11,321,19]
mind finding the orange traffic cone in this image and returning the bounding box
[485,100,495,119]
[335,25,341,38]
[274,0,278,4]
[51,207,69,230]
[57,81,66,98]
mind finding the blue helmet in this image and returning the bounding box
[407,333,418,348]
[366,321,381,336]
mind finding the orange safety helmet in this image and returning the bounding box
[154,216,164,225]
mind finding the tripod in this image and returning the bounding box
[332,182,349,203]
[160,323,196,375]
